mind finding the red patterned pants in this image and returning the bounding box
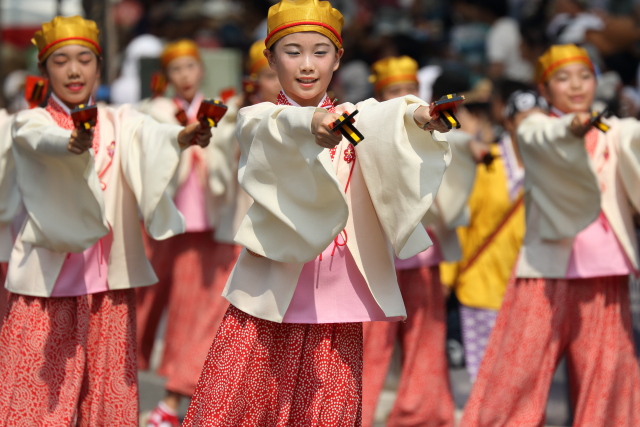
[362,266,454,427]
[184,305,363,427]
[461,276,640,427]
[0,289,138,426]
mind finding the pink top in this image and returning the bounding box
[46,94,115,297]
[283,238,403,324]
[279,91,399,324]
[174,154,209,232]
[566,212,633,279]
[173,93,211,233]
[394,229,443,270]
[51,232,114,297]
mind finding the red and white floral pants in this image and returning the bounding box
[0,289,138,426]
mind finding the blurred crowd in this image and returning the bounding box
[2,0,640,115]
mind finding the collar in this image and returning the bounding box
[549,106,566,117]
[277,91,334,109]
[50,93,95,116]
[174,92,204,118]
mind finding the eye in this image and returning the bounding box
[285,51,300,56]
[315,51,327,56]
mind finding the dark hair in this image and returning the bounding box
[431,68,471,101]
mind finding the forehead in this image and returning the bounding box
[550,62,594,77]
[50,44,94,58]
[166,55,201,69]
[277,31,333,47]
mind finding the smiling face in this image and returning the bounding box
[539,62,596,114]
[40,44,100,109]
[165,55,203,103]
[265,32,343,107]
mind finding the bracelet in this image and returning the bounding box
[421,121,431,131]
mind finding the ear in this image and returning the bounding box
[264,48,276,71]
[332,48,344,72]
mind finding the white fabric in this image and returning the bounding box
[516,113,640,278]
[8,104,184,296]
[0,110,22,261]
[224,95,450,322]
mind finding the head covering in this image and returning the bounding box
[265,0,344,50]
[32,15,101,62]
[504,90,547,119]
[535,44,594,84]
[161,39,201,69]
[369,56,418,92]
[248,40,269,76]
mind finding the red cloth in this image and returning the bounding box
[183,305,363,426]
[156,232,240,396]
[0,289,138,426]
[0,262,9,330]
[461,276,640,426]
[362,266,455,427]
[135,229,170,370]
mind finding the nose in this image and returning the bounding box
[68,60,81,78]
[300,53,315,74]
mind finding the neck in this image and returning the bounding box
[286,91,326,108]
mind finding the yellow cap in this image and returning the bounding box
[248,40,269,76]
[536,44,594,83]
[161,39,201,69]
[32,15,101,62]
[265,0,344,50]
[369,56,418,92]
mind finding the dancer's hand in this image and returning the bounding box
[312,111,343,149]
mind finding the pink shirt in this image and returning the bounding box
[566,212,633,279]
[283,239,403,324]
[173,93,211,232]
[174,155,210,232]
[279,91,400,324]
[47,94,115,297]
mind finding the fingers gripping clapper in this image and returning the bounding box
[329,110,364,146]
[430,94,465,130]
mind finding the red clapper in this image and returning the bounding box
[329,110,364,146]
[24,76,49,109]
[71,104,98,131]
[430,94,465,129]
[197,99,228,128]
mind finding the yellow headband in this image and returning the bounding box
[370,56,418,92]
[248,40,269,76]
[161,39,201,69]
[265,0,344,50]
[32,15,101,62]
[536,44,594,83]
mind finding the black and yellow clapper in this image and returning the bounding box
[430,94,465,130]
[70,104,98,131]
[589,109,610,133]
[197,99,228,128]
[330,110,364,146]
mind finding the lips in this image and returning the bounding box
[296,78,318,87]
[66,83,85,92]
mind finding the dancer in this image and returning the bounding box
[461,44,640,426]
[362,56,477,427]
[134,39,245,427]
[0,16,210,426]
[183,1,451,425]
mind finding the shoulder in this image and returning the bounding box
[14,107,53,127]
